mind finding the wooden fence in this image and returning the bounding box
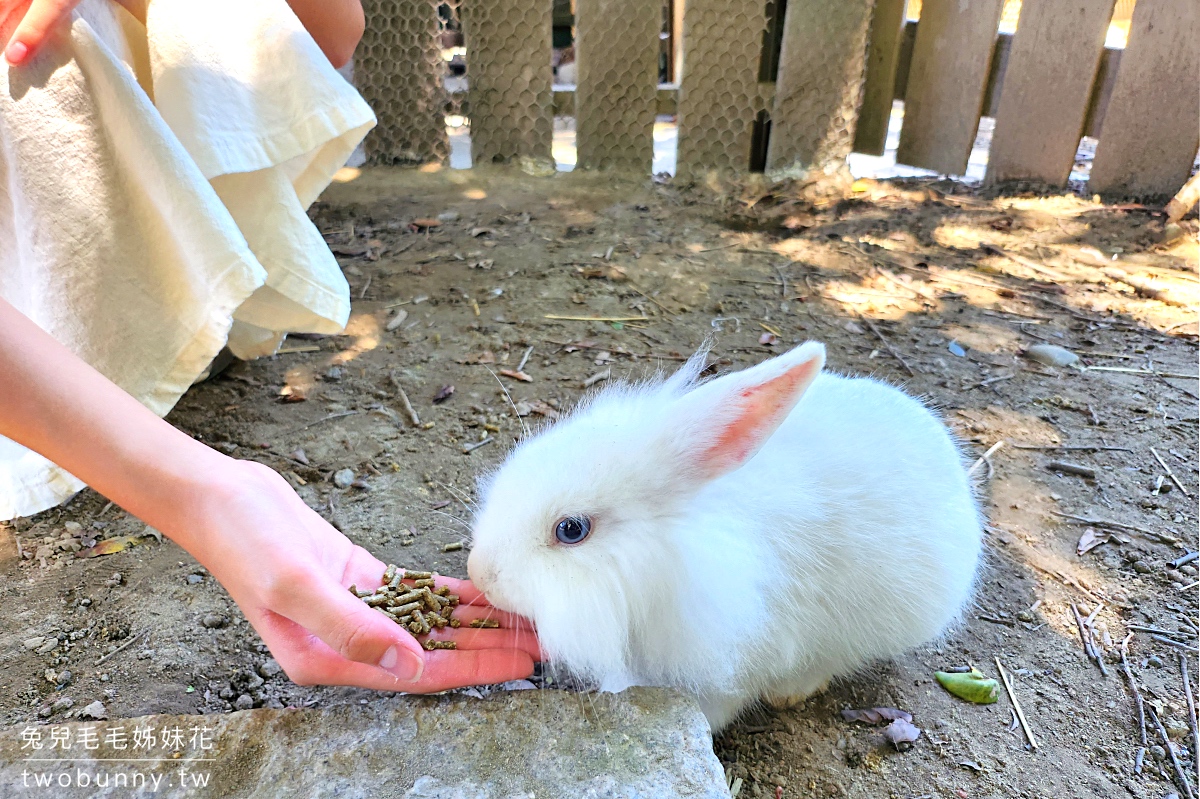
[355,0,1199,198]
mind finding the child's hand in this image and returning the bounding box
[179,460,540,693]
[2,0,79,65]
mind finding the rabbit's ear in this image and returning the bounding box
[672,342,825,481]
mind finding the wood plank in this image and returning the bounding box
[574,0,660,171]
[895,0,1007,175]
[986,0,1114,185]
[854,0,909,156]
[767,0,875,173]
[1089,0,1200,197]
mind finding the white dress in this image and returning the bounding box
[0,0,375,519]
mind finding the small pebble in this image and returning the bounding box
[1166,719,1190,740]
[234,694,255,711]
[1148,655,1165,668]
[258,658,283,679]
[201,613,227,629]
[333,468,355,489]
[1017,610,1035,623]
[37,706,52,719]
[1023,343,1079,367]
[50,696,74,714]
[1133,560,1152,574]
[57,670,73,688]
[79,700,107,720]
[22,636,45,650]
[1150,744,1167,761]
[187,574,204,585]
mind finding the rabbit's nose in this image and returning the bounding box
[466,549,493,591]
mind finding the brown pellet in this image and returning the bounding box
[469,618,500,629]
[422,640,457,650]
[412,578,436,589]
[404,570,434,580]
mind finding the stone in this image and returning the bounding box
[1165,718,1190,740]
[1023,344,1080,368]
[22,636,44,650]
[333,468,356,489]
[1148,655,1165,668]
[78,701,107,720]
[50,697,73,714]
[0,688,726,797]
[234,694,255,711]
[1132,560,1152,574]
[201,613,227,629]
[257,659,283,679]
[186,574,204,585]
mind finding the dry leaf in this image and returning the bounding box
[499,369,533,383]
[841,707,913,725]
[279,385,307,402]
[1076,527,1111,556]
[883,718,922,749]
[78,536,147,558]
[433,385,455,403]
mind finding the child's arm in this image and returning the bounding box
[287,0,364,69]
[4,0,365,68]
[0,298,538,691]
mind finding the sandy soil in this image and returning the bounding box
[2,167,1197,799]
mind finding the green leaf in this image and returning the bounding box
[610,322,624,330]
[935,668,999,704]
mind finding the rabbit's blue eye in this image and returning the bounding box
[555,516,592,545]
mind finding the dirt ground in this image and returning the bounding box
[2,166,1197,799]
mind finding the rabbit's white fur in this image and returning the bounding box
[468,342,982,730]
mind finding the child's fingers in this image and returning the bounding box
[6,0,75,65]
[449,603,535,632]
[425,626,542,661]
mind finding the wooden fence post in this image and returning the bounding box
[895,0,1007,175]
[766,0,876,175]
[356,0,449,165]
[675,0,770,179]
[575,0,661,171]
[986,0,1116,186]
[1089,0,1200,197]
[460,0,555,166]
[854,0,908,157]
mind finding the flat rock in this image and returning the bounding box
[0,687,726,798]
[1023,343,1079,367]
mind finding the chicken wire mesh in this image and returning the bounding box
[459,0,555,166]
[574,0,662,172]
[355,0,449,165]
[674,0,772,179]
[766,0,874,175]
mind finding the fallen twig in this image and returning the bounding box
[461,437,494,454]
[1086,366,1200,380]
[861,317,916,376]
[545,314,648,323]
[967,440,1006,478]
[1047,461,1096,479]
[1151,447,1192,498]
[1052,511,1179,546]
[995,657,1038,750]
[1151,634,1199,653]
[1119,634,1148,748]
[96,629,148,665]
[389,372,421,427]
[1010,444,1131,452]
[582,367,612,388]
[1182,653,1200,780]
[284,411,359,436]
[1071,602,1109,676]
[1166,171,1200,223]
[516,346,534,373]
[1170,551,1199,569]
[1149,706,1195,799]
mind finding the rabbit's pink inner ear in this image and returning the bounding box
[699,357,821,477]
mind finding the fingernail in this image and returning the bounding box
[379,645,424,682]
[5,41,28,66]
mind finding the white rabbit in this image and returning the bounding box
[467,342,982,730]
